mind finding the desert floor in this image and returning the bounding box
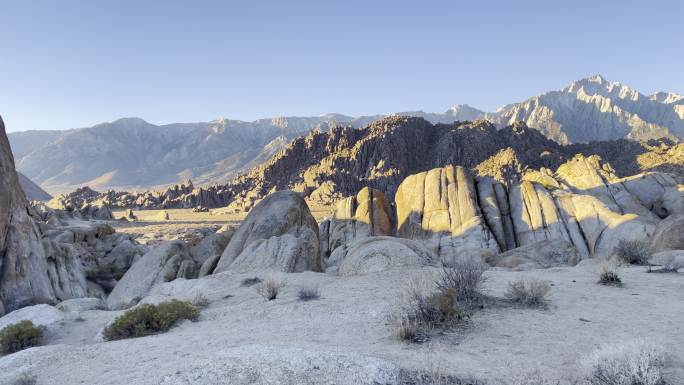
[0,210,682,384]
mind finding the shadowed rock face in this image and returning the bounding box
[0,117,55,314]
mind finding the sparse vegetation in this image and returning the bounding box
[241,277,262,287]
[395,273,470,343]
[12,373,37,385]
[599,266,623,287]
[0,320,43,355]
[436,256,488,309]
[192,292,210,308]
[614,239,652,265]
[256,275,285,301]
[505,279,551,307]
[103,300,200,341]
[297,286,320,301]
[581,340,665,385]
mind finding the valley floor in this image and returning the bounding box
[0,261,682,384]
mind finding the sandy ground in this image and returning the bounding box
[0,260,682,384]
[111,207,333,245]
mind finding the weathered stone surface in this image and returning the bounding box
[485,239,580,270]
[0,304,64,333]
[330,236,435,275]
[107,241,193,309]
[322,187,393,263]
[56,297,106,312]
[651,213,684,252]
[0,117,56,315]
[215,190,320,273]
[649,250,684,271]
[190,230,234,265]
[395,165,500,262]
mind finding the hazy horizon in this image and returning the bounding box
[2,0,683,132]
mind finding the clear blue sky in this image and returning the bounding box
[1,0,682,132]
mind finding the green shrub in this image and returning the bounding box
[0,320,43,354]
[614,239,652,265]
[103,300,199,341]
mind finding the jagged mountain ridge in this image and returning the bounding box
[9,75,683,194]
[70,116,684,211]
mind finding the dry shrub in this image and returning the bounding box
[599,262,623,287]
[12,373,37,385]
[256,275,285,301]
[505,279,551,307]
[581,340,665,385]
[436,256,487,309]
[297,286,320,301]
[394,276,466,343]
[192,292,210,308]
[614,240,652,265]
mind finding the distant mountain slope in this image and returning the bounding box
[17,172,52,201]
[72,117,684,211]
[8,75,683,193]
[491,75,684,143]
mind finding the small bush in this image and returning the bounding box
[599,267,622,287]
[192,293,210,308]
[256,276,285,301]
[103,300,199,341]
[395,278,466,343]
[581,340,664,385]
[297,286,320,301]
[396,317,429,343]
[241,277,262,287]
[436,256,487,308]
[12,373,37,385]
[505,279,551,307]
[614,240,652,265]
[0,320,43,354]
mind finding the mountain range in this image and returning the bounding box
[9,75,684,195]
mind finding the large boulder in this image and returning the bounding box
[329,236,435,275]
[321,187,393,264]
[649,250,684,271]
[395,166,500,263]
[190,228,235,265]
[0,117,56,315]
[485,239,580,270]
[651,213,684,252]
[107,241,195,309]
[56,297,106,312]
[0,304,64,334]
[214,190,320,273]
[508,181,589,257]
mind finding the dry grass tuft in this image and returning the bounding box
[505,279,551,307]
[256,275,286,301]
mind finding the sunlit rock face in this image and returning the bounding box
[320,187,394,263]
[395,165,500,263]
